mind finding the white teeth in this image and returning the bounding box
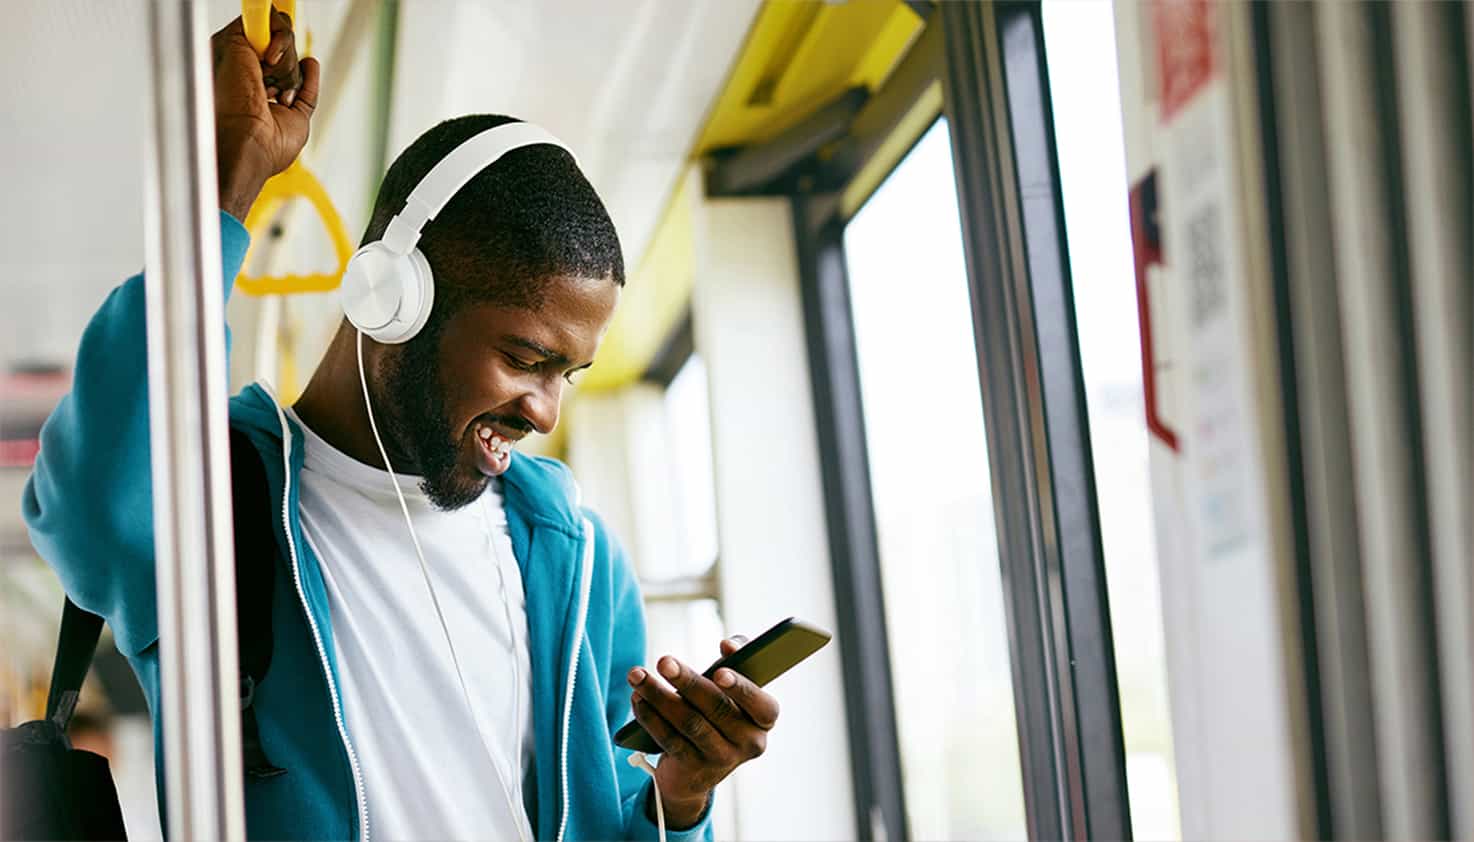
[479,426,515,460]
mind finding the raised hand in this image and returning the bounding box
[209,8,321,220]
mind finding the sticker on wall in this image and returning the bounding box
[1152,0,1260,563]
[1152,0,1217,122]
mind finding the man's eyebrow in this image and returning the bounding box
[506,335,571,366]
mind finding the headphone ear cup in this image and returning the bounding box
[340,243,435,344]
[394,248,435,343]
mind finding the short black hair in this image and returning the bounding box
[362,114,624,312]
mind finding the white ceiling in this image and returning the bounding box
[388,0,758,266]
[0,1,759,607]
[0,0,759,370]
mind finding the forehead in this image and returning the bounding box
[443,275,620,360]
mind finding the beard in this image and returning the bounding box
[377,327,488,511]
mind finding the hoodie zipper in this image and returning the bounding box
[263,388,370,842]
[555,516,597,842]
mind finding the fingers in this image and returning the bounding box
[291,57,321,116]
[269,6,295,36]
[629,663,725,757]
[711,667,780,730]
[631,697,705,763]
[656,656,751,745]
[628,657,772,764]
[718,634,748,658]
[260,10,301,103]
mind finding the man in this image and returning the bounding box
[24,12,778,841]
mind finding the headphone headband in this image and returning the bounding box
[380,122,571,254]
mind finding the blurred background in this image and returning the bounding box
[2,1,1469,840]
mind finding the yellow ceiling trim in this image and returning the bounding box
[698,0,921,152]
[577,168,698,394]
[854,5,925,90]
[840,79,942,219]
[572,0,922,400]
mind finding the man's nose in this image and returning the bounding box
[517,377,562,435]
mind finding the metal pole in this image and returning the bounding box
[141,1,246,838]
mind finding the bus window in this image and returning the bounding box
[843,119,1028,841]
[1043,2,1181,838]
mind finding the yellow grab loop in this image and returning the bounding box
[242,0,295,54]
[239,0,346,296]
[238,161,353,296]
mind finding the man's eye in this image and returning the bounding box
[504,354,538,372]
[563,370,582,385]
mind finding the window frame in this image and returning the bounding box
[937,3,1131,837]
[696,3,1135,837]
[639,341,723,602]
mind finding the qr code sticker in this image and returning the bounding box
[1186,202,1226,327]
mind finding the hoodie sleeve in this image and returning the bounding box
[603,527,715,842]
[21,211,251,656]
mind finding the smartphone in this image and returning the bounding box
[614,617,833,753]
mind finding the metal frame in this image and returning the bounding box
[938,2,1130,838]
[366,0,402,202]
[638,569,721,605]
[640,309,695,388]
[704,87,870,197]
[141,1,245,837]
[790,198,908,842]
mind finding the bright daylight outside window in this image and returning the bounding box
[844,119,1027,840]
[663,355,720,576]
[1043,1,1181,838]
[644,353,733,838]
[642,353,723,663]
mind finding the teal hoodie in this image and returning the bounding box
[22,211,712,842]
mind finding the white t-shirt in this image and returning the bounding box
[285,408,535,841]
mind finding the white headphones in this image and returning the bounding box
[340,121,572,344]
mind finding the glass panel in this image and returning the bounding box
[843,119,1028,840]
[1042,2,1182,838]
[663,355,720,574]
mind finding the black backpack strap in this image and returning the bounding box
[44,598,105,736]
[39,431,285,777]
[229,427,286,779]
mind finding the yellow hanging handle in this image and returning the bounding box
[243,0,293,55]
[238,162,353,295]
[237,0,350,296]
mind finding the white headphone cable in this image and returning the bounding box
[627,753,666,842]
[356,331,531,842]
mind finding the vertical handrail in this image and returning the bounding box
[142,1,246,838]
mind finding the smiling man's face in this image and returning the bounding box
[378,273,620,510]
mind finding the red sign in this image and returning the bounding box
[0,439,40,468]
[1153,0,1217,121]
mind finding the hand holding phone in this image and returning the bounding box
[615,617,832,753]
